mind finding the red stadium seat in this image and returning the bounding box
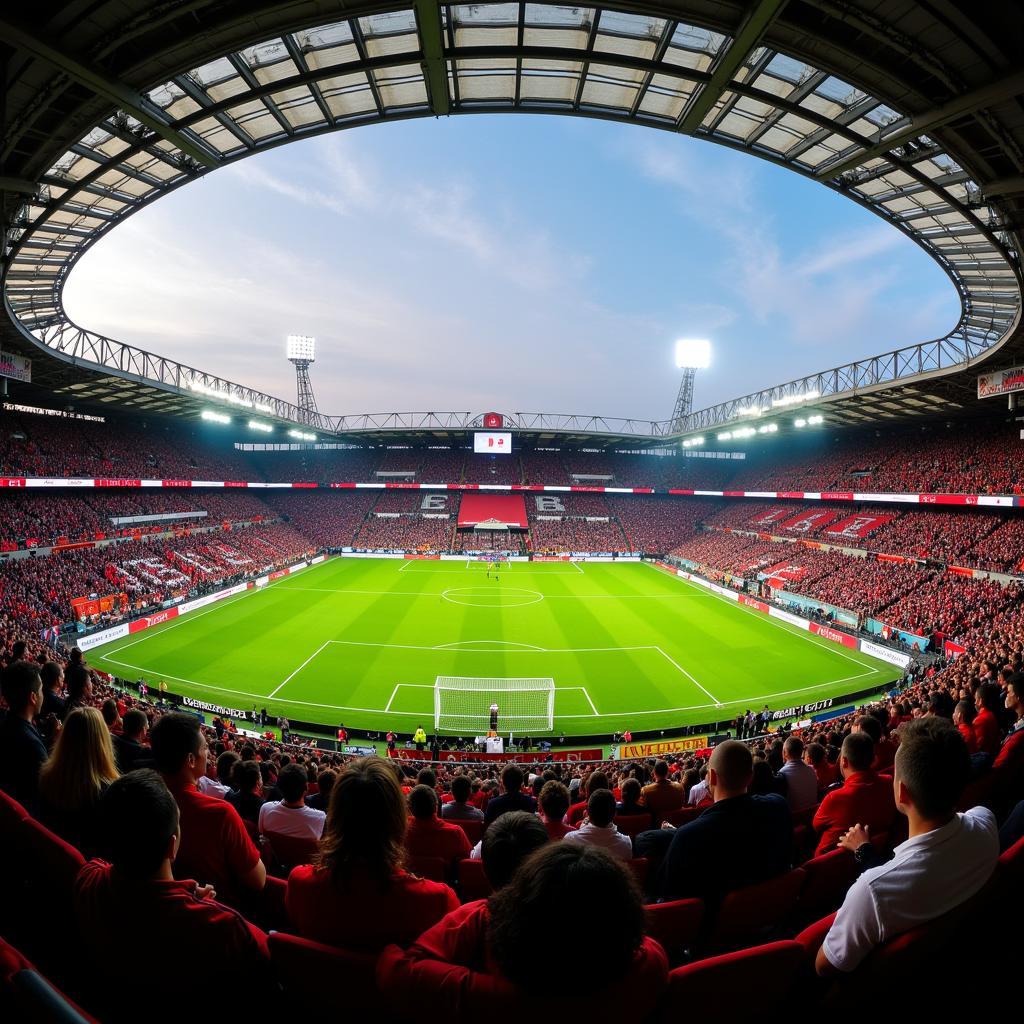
[453,819,484,846]
[998,835,1024,880]
[643,899,704,961]
[664,807,701,828]
[626,858,649,888]
[796,849,858,924]
[405,854,447,882]
[655,941,804,1020]
[0,791,28,880]
[705,868,806,952]
[0,936,98,1024]
[262,831,319,874]
[615,813,654,840]
[268,932,381,1015]
[457,858,493,902]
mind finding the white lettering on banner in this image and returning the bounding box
[420,493,449,511]
[78,623,129,651]
[815,626,848,645]
[771,698,834,721]
[179,581,249,615]
[26,478,93,488]
[830,515,877,539]
[255,576,270,587]
[860,640,912,668]
[182,696,252,720]
[769,608,810,630]
[287,561,308,574]
[535,495,566,514]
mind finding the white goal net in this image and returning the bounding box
[433,677,555,734]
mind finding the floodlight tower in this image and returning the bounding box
[672,339,712,431]
[286,335,319,424]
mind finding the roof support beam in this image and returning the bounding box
[817,67,1024,180]
[414,0,451,115]
[0,17,220,169]
[677,0,788,132]
[0,176,38,194]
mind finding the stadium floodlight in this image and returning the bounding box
[671,339,712,431]
[288,428,316,442]
[286,335,316,361]
[682,435,705,448]
[808,414,824,425]
[248,420,273,433]
[201,409,230,424]
[794,418,807,428]
[718,431,733,441]
[757,423,778,434]
[771,390,820,408]
[674,338,712,370]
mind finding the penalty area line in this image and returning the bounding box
[268,641,332,698]
[653,646,721,705]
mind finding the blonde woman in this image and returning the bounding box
[38,706,119,855]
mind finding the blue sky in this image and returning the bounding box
[63,114,958,422]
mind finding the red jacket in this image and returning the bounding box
[377,901,668,1022]
[406,815,472,865]
[958,722,978,754]
[973,709,1002,756]
[812,770,896,856]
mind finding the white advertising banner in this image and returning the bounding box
[860,639,912,668]
[78,623,129,651]
[978,365,1024,399]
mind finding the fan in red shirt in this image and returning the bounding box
[287,757,458,951]
[805,742,838,794]
[812,733,897,855]
[150,713,266,905]
[973,682,1004,756]
[406,784,471,870]
[538,780,576,840]
[954,700,978,754]
[378,843,668,1021]
[74,770,271,1022]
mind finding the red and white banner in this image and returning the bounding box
[458,493,528,529]
[810,622,858,648]
[978,365,1024,399]
[778,509,842,534]
[825,513,896,539]
[762,560,809,583]
[751,508,794,526]
[739,594,770,613]
[128,608,179,633]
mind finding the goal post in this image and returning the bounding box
[433,677,555,734]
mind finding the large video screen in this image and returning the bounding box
[474,431,512,454]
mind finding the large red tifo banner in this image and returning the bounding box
[751,507,793,525]
[825,513,896,539]
[778,509,843,534]
[458,492,528,529]
[762,560,809,582]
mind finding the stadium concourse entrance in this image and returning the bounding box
[457,492,528,555]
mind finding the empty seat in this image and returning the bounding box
[616,813,654,840]
[706,868,806,951]
[644,898,703,961]
[797,849,858,924]
[268,932,380,1014]
[453,819,483,846]
[457,858,493,902]
[655,941,804,1020]
[0,936,98,1024]
[262,831,319,874]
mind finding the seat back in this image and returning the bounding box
[453,818,483,846]
[626,858,649,888]
[406,854,447,882]
[268,932,380,1014]
[658,941,804,1019]
[0,937,98,1024]
[615,814,654,840]
[707,868,806,950]
[457,858,493,902]
[644,898,704,960]
[20,818,85,899]
[263,831,319,873]
[663,807,700,828]
[999,835,1024,880]
[797,849,858,923]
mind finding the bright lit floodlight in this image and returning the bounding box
[286,335,316,362]
[675,338,712,369]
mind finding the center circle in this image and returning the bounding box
[441,587,544,608]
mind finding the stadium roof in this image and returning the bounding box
[1,1,1022,444]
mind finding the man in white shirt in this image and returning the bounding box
[687,773,710,807]
[257,763,325,841]
[196,750,238,800]
[779,736,819,813]
[563,789,633,862]
[816,718,998,976]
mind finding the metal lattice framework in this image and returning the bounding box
[1,2,1022,440]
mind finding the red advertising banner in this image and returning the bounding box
[128,607,179,633]
[751,507,793,526]
[809,622,858,648]
[820,491,855,501]
[739,595,769,613]
[778,509,842,534]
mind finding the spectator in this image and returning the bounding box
[563,788,633,862]
[74,770,270,1020]
[478,810,548,889]
[636,740,791,905]
[286,757,458,950]
[566,771,608,826]
[441,773,484,821]
[258,762,326,842]
[640,760,684,818]
[953,700,977,754]
[805,742,837,793]
[112,709,154,774]
[306,768,336,812]
[483,765,537,824]
[854,715,896,773]
[0,660,46,808]
[973,681,1003,756]
[150,713,266,903]
[38,660,66,722]
[225,760,264,825]
[538,780,575,840]
[378,844,668,1017]
[406,784,471,868]
[197,750,239,800]
[63,648,92,720]
[37,706,119,855]
[811,732,896,856]
[779,736,819,813]
[617,777,645,817]
[815,718,998,976]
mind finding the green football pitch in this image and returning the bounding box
[88,557,899,737]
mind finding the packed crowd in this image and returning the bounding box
[529,517,628,553]
[352,516,454,552]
